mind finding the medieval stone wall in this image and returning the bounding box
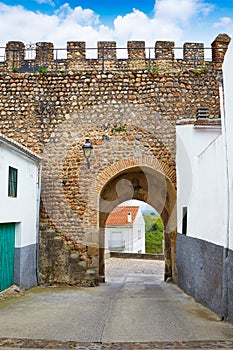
[0,68,222,150]
[0,34,230,286]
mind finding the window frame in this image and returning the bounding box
[8,166,18,198]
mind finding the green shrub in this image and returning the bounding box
[144,215,164,254]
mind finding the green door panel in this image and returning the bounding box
[0,223,15,291]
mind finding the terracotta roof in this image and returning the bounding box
[106,206,139,226]
[0,133,41,161]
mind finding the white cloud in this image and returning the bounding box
[0,0,220,54]
[113,8,183,46]
[0,3,59,45]
[154,0,214,24]
[35,0,55,6]
[214,17,233,28]
[0,3,102,48]
[212,16,233,39]
[55,4,100,26]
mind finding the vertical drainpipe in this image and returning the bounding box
[220,77,230,320]
[36,160,42,286]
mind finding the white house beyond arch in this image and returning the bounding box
[105,206,145,254]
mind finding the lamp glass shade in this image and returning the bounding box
[82,139,93,160]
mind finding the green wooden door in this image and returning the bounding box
[0,223,15,291]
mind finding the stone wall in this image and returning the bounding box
[0,34,230,286]
[0,69,222,152]
[176,235,224,316]
[176,234,233,322]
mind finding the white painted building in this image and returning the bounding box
[221,36,233,259]
[0,134,41,291]
[176,38,233,321]
[105,206,145,254]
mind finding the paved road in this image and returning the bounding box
[0,258,232,349]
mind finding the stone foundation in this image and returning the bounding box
[176,234,233,321]
[14,244,38,290]
[39,224,98,287]
[227,249,233,322]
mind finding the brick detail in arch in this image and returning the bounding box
[95,156,176,192]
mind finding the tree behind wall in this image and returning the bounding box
[144,215,164,254]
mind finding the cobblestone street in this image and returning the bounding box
[0,258,232,349]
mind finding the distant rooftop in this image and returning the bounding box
[106,206,139,226]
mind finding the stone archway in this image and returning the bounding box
[98,162,177,282]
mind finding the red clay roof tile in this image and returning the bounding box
[106,206,139,226]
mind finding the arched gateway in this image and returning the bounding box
[98,160,176,282]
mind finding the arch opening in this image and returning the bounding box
[104,199,164,255]
[98,165,177,283]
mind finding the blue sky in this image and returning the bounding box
[0,0,232,49]
[1,0,157,19]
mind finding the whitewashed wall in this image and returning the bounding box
[132,210,145,253]
[0,144,39,248]
[189,134,228,246]
[105,209,145,253]
[222,38,233,252]
[176,124,227,247]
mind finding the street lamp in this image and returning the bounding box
[82,138,93,169]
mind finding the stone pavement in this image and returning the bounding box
[0,258,232,350]
[1,338,233,349]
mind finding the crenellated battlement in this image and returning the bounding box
[1,33,231,73]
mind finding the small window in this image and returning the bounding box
[182,207,187,235]
[8,166,18,197]
[138,229,142,239]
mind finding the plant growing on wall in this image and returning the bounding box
[193,64,208,76]
[111,125,127,133]
[194,69,201,76]
[38,65,47,75]
[147,61,170,77]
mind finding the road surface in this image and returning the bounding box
[0,258,232,349]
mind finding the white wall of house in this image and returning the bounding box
[189,134,227,246]
[131,210,145,253]
[0,143,39,248]
[105,209,145,253]
[222,38,233,252]
[106,225,132,252]
[176,124,227,246]
[0,139,40,291]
